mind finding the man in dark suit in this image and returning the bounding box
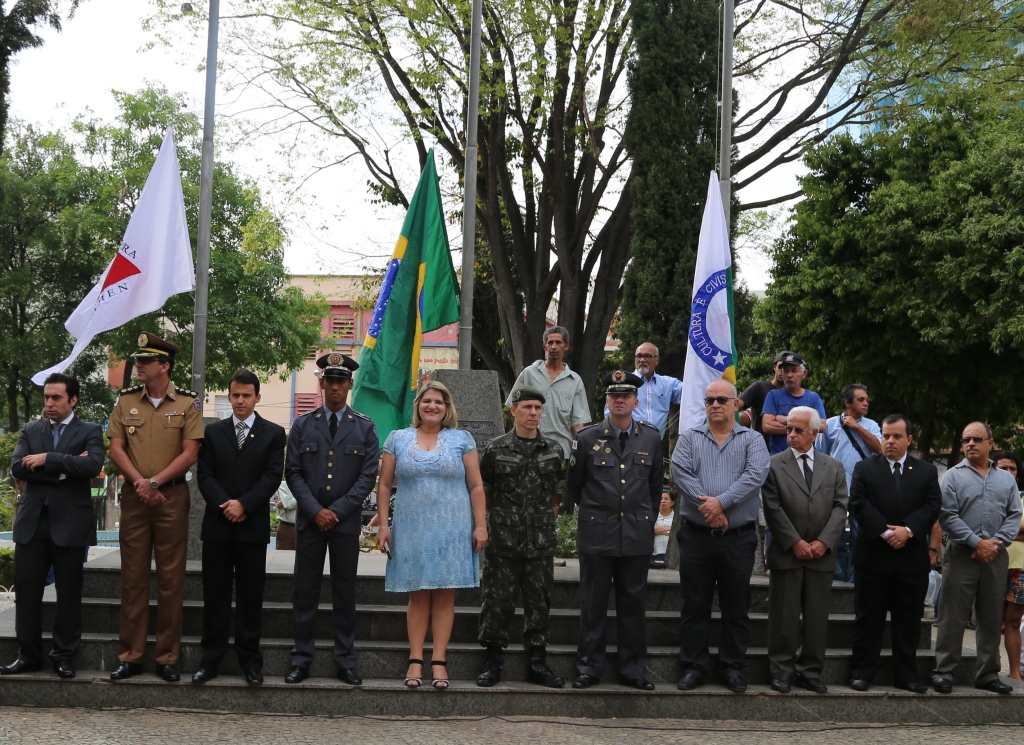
[761,406,848,694]
[192,369,286,685]
[566,370,663,691]
[1,373,104,678]
[848,414,941,693]
[284,352,379,685]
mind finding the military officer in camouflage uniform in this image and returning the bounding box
[568,370,663,691]
[476,386,565,688]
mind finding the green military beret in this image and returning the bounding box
[510,385,546,404]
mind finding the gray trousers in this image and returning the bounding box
[767,565,833,679]
[933,541,1009,685]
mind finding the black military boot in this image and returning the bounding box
[477,645,503,687]
[527,646,565,688]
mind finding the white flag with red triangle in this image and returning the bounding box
[32,126,194,385]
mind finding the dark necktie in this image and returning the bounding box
[893,460,902,494]
[619,430,628,449]
[801,453,813,490]
[52,422,65,449]
[329,412,338,439]
[236,421,246,449]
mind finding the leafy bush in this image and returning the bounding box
[555,511,578,559]
[0,482,17,532]
[0,548,13,590]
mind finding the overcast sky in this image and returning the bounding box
[9,0,784,292]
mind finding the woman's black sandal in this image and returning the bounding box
[431,660,449,689]
[405,658,423,688]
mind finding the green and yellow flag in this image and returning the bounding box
[350,150,460,443]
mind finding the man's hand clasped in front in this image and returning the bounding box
[133,478,167,507]
[970,538,1001,564]
[220,499,247,523]
[314,508,339,531]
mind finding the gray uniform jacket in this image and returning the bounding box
[566,418,663,556]
[11,416,104,547]
[285,406,379,535]
[761,449,849,572]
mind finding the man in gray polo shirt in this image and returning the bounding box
[932,421,1022,695]
[671,379,771,693]
[506,326,591,512]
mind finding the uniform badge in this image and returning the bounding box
[571,440,577,451]
[128,426,136,434]
[129,408,138,415]
[605,448,611,453]
[138,333,148,346]
[192,400,201,412]
[329,353,342,365]
[612,370,625,382]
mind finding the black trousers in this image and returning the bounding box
[850,567,928,686]
[577,552,650,680]
[200,539,267,672]
[13,509,86,665]
[678,524,757,673]
[290,529,359,670]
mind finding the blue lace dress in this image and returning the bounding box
[383,427,480,592]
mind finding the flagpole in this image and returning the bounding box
[718,0,734,228]
[191,0,219,401]
[457,0,483,371]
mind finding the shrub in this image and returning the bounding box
[555,511,578,559]
[0,482,16,532]
[0,548,13,590]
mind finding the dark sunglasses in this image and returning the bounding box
[961,436,989,444]
[635,353,656,359]
[704,396,733,406]
[786,426,809,434]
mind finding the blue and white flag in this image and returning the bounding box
[679,172,737,433]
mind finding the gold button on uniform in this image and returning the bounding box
[329,451,334,456]
[621,495,625,500]
[621,479,626,484]
[620,464,625,469]
[620,512,624,516]
[326,486,331,491]
[327,474,332,479]
[328,462,333,467]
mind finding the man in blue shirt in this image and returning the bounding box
[604,342,682,436]
[761,353,827,455]
[815,384,882,583]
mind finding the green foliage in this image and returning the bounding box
[759,106,1024,457]
[555,511,578,559]
[0,431,18,472]
[0,482,16,533]
[0,547,12,589]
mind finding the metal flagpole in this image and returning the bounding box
[457,0,483,370]
[191,0,219,400]
[718,0,734,229]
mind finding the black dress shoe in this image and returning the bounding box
[337,667,362,686]
[894,681,927,694]
[246,669,264,685]
[285,666,309,684]
[53,659,75,679]
[0,658,43,675]
[794,673,827,693]
[619,676,655,690]
[155,664,180,682]
[110,661,144,680]
[849,679,870,691]
[932,677,953,694]
[976,678,1013,694]
[572,673,600,689]
[771,678,791,693]
[191,668,217,684]
[723,670,747,692]
[677,670,705,690]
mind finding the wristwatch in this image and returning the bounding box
[906,528,914,538]
[149,478,160,490]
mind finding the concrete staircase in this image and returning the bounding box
[0,550,1020,722]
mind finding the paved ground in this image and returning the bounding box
[0,707,1020,744]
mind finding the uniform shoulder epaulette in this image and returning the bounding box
[351,410,370,421]
[120,384,143,395]
[638,420,659,431]
[576,423,601,434]
[175,386,198,397]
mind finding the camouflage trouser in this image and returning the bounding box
[478,551,553,650]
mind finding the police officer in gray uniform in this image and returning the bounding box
[284,352,379,685]
[568,370,663,690]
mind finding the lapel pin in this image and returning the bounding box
[250,434,255,438]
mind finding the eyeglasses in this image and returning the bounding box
[786,426,808,434]
[961,436,989,444]
[704,396,733,406]
[635,353,656,359]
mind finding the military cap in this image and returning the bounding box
[603,369,644,394]
[131,332,180,359]
[510,385,546,405]
[316,351,359,380]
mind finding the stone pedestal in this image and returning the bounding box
[186,416,218,561]
[434,369,505,448]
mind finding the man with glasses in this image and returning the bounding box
[603,343,682,437]
[848,414,940,693]
[105,333,204,682]
[671,380,770,692]
[931,423,1022,694]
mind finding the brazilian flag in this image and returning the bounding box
[350,150,460,443]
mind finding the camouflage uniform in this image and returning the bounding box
[477,429,563,650]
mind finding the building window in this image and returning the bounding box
[294,393,321,418]
[331,311,356,340]
[214,395,231,419]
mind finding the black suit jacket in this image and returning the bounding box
[849,453,941,575]
[10,416,104,547]
[197,412,287,544]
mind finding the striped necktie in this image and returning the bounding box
[236,421,246,449]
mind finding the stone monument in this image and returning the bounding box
[186,416,219,561]
[434,369,505,448]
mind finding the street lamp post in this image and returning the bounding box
[718,0,734,228]
[457,0,483,370]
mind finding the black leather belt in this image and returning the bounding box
[684,519,755,537]
[160,477,187,488]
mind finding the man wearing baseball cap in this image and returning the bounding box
[761,353,827,455]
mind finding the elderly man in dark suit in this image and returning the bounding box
[848,414,941,693]
[761,406,848,694]
[284,352,379,685]
[1,373,104,679]
[192,369,286,686]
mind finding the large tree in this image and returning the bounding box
[758,105,1024,458]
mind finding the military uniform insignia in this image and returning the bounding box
[138,333,149,346]
[128,426,136,434]
[612,370,625,382]
[193,400,201,412]
[329,353,342,365]
[592,445,599,451]
[129,408,138,415]
[605,448,611,453]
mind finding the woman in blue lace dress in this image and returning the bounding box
[376,381,487,689]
